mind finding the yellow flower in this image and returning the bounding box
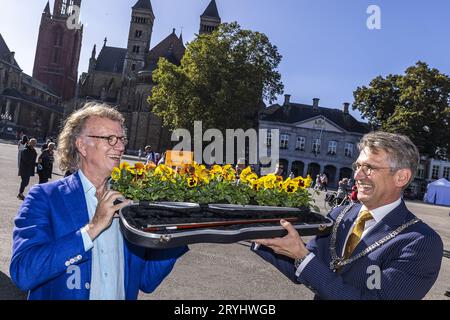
[239,166,253,182]
[246,173,258,182]
[197,168,210,184]
[293,175,312,189]
[304,175,313,188]
[145,162,156,171]
[250,179,261,191]
[261,174,276,189]
[178,164,193,176]
[155,164,174,177]
[223,172,236,182]
[187,177,198,188]
[210,165,223,175]
[111,167,121,181]
[120,161,130,170]
[283,181,298,193]
[134,162,145,171]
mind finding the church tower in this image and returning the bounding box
[32,0,83,101]
[122,0,155,78]
[199,0,221,34]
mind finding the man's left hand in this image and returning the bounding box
[254,219,310,260]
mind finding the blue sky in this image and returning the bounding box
[1,0,450,121]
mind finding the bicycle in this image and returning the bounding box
[324,191,350,212]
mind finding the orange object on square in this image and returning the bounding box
[165,150,194,167]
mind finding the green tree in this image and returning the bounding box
[148,22,284,133]
[353,61,450,159]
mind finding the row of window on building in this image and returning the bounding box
[429,165,450,180]
[266,131,354,158]
[133,16,150,25]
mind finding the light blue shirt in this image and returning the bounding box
[79,170,125,300]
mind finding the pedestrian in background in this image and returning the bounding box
[17,138,37,200]
[17,135,28,168]
[37,142,55,184]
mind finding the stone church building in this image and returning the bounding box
[0,0,82,140]
[76,0,222,152]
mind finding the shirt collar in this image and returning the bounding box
[78,169,96,196]
[360,197,402,223]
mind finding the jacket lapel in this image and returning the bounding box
[58,172,90,229]
[340,201,411,273]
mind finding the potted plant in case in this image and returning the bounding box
[111,162,333,248]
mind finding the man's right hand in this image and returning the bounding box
[86,190,132,241]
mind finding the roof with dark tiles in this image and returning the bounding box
[261,103,370,134]
[132,0,154,12]
[95,46,127,74]
[0,33,20,69]
[201,0,220,19]
[145,31,185,71]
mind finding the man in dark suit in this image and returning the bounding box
[10,102,188,299]
[253,131,443,299]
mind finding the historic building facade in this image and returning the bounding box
[259,95,371,188]
[75,0,221,152]
[33,0,83,102]
[0,33,64,140]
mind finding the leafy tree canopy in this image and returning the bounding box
[148,22,284,133]
[353,61,450,159]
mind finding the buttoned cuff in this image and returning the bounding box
[295,252,315,277]
[81,226,94,252]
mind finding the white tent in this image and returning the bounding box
[423,178,450,206]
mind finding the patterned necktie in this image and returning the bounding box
[343,210,374,259]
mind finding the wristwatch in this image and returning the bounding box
[294,252,311,269]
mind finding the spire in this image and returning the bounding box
[103,37,107,47]
[201,0,220,19]
[91,44,96,59]
[179,29,183,44]
[132,0,154,12]
[43,1,51,15]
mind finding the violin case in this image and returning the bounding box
[119,201,333,249]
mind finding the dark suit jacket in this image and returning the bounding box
[18,145,37,177]
[253,202,443,300]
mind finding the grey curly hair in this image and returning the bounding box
[57,102,125,173]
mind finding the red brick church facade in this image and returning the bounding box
[33,0,82,101]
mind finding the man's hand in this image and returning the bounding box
[254,219,310,260]
[86,190,132,241]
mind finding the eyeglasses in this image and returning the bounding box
[87,135,128,146]
[352,162,392,176]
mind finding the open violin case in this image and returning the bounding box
[119,201,333,249]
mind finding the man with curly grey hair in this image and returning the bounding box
[253,131,443,300]
[10,102,188,300]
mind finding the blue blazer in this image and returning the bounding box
[253,202,443,300]
[10,172,188,300]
